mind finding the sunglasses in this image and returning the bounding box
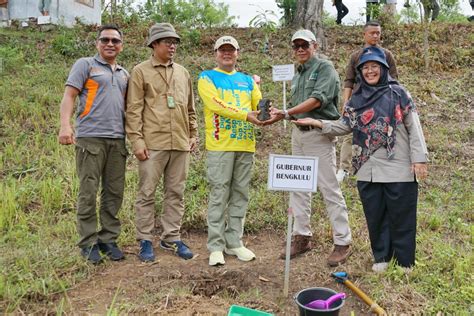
[98,37,122,45]
[217,47,237,53]
[160,39,180,47]
[292,42,310,51]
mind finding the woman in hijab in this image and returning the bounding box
[292,46,428,273]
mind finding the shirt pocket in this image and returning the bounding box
[174,83,188,107]
[304,78,316,95]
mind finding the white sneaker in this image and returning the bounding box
[372,262,389,273]
[336,169,348,183]
[209,251,225,266]
[224,247,256,262]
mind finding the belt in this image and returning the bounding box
[296,125,316,131]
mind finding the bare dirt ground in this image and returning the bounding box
[60,230,375,315]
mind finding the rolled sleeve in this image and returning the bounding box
[309,63,339,109]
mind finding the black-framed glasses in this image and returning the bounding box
[160,39,180,47]
[292,42,310,51]
[98,37,122,45]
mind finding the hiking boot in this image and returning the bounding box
[80,244,103,264]
[327,245,352,267]
[279,235,312,259]
[224,247,256,262]
[160,240,193,260]
[209,251,225,266]
[98,242,124,261]
[139,240,155,262]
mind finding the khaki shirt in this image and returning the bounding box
[126,56,198,152]
[321,111,428,182]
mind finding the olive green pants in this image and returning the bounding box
[75,137,127,248]
[206,151,254,252]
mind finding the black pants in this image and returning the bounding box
[335,0,349,24]
[357,181,418,267]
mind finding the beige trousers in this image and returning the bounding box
[290,128,352,245]
[339,134,352,172]
[135,150,189,242]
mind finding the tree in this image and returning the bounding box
[293,0,326,50]
[276,0,297,26]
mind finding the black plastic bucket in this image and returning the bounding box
[294,287,344,316]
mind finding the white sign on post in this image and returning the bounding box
[272,64,294,129]
[267,153,318,297]
[267,154,318,192]
[272,64,294,82]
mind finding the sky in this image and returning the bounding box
[223,0,473,27]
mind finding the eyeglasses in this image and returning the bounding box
[98,37,122,45]
[160,39,180,47]
[217,47,237,53]
[292,42,310,51]
[361,64,381,72]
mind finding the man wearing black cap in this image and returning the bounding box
[126,23,198,262]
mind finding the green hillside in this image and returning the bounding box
[0,22,473,313]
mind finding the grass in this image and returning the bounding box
[1,22,473,313]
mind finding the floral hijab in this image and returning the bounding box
[342,64,415,173]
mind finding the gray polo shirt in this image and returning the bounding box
[66,54,129,138]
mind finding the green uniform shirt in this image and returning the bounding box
[289,56,340,120]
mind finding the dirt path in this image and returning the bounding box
[61,231,371,315]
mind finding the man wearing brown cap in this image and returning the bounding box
[126,23,198,262]
[198,36,262,266]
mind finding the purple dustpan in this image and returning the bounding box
[304,292,346,310]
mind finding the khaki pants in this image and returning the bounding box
[290,128,352,245]
[75,137,127,248]
[339,134,352,172]
[135,150,189,242]
[206,151,253,252]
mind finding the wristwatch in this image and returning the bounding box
[283,110,291,120]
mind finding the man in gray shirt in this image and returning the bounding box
[58,24,129,264]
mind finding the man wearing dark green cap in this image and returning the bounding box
[126,23,198,262]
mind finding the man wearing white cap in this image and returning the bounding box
[267,29,352,266]
[198,35,262,266]
[126,23,198,262]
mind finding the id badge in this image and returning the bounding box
[167,95,175,109]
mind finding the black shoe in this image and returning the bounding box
[81,244,103,264]
[98,242,125,261]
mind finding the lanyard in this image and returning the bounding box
[156,64,174,94]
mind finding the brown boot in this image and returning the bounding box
[327,245,352,267]
[279,235,312,259]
